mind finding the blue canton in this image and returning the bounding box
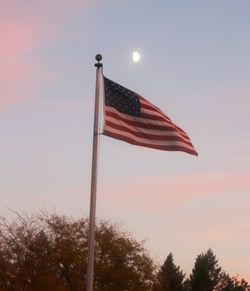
[104,77,141,117]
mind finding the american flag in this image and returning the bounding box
[102,76,198,156]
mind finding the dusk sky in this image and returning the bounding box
[1,0,250,281]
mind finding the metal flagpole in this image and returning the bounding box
[86,54,102,291]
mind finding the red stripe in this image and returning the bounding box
[103,130,198,156]
[140,112,170,122]
[139,112,188,137]
[105,110,188,136]
[140,101,187,135]
[140,103,172,121]
[105,121,194,146]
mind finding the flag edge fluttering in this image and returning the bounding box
[102,75,198,156]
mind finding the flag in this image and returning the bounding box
[102,76,198,156]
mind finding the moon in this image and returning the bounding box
[132,51,140,63]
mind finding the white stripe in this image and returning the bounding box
[140,107,179,130]
[141,106,169,118]
[140,98,172,120]
[104,125,196,152]
[139,98,187,134]
[105,114,191,143]
[140,97,170,117]
[104,106,190,140]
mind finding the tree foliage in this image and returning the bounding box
[188,248,221,291]
[186,249,249,291]
[0,213,156,291]
[0,213,249,291]
[156,253,185,291]
[216,272,250,291]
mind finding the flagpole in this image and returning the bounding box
[86,54,102,291]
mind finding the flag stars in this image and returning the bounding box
[104,77,141,117]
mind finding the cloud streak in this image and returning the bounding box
[100,171,250,213]
[0,0,93,110]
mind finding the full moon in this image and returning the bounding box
[132,51,140,63]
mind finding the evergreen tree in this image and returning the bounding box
[216,272,249,291]
[188,248,221,291]
[157,253,185,291]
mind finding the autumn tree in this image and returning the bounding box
[156,253,185,291]
[0,213,249,291]
[0,212,156,291]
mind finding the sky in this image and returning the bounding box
[1,0,250,281]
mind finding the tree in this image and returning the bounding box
[156,253,185,291]
[0,212,156,291]
[1,213,249,291]
[188,248,221,291]
[216,272,250,291]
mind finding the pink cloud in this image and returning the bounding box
[0,1,93,111]
[0,19,38,110]
[36,0,94,15]
[100,171,250,213]
[183,220,250,243]
[30,97,92,111]
[98,171,250,281]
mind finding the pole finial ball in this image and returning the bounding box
[95,54,102,62]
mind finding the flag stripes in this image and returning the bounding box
[105,109,192,143]
[102,77,198,156]
[104,131,197,153]
[105,123,194,146]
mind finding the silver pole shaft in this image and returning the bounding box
[86,59,102,291]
